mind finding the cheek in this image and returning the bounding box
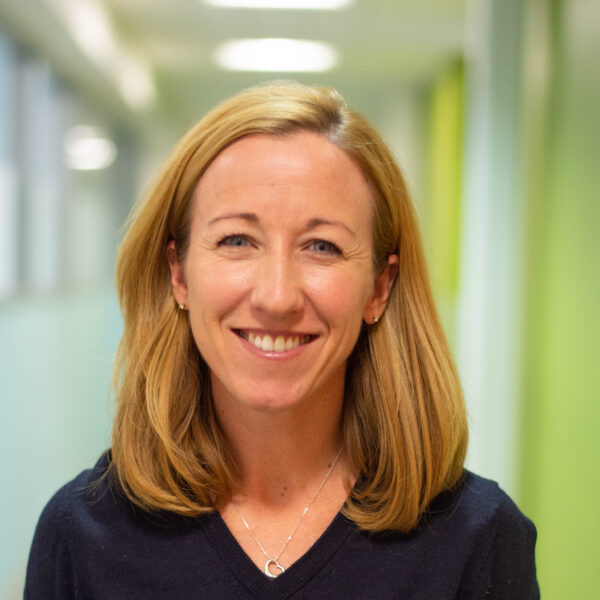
[304,267,373,323]
[186,261,252,320]
[185,262,252,362]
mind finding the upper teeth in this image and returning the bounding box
[246,332,309,352]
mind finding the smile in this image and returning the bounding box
[235,330,313,352]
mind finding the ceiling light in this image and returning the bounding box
[64,126,117,171]
[57,0,155,109]
[214,38,339,72]
[205,0,353,8]
[115,56,156,109]
[62,0,114,64]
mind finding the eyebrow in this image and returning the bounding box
[207,213,356,238]
[208,212,259,226]
[305,218,356,238]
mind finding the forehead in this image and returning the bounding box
[192,131,373,225]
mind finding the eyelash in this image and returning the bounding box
[217,234,251,248]
[216,234,342,256]
[308,239,342,255]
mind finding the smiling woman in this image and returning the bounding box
[24,82,539,599]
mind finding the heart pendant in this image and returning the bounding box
[264,558,285,578]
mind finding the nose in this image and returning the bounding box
[249,246,303,318]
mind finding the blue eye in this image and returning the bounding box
[219,234,250,247]
[310,239,341,254]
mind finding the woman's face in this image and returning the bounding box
[168,131,396,414]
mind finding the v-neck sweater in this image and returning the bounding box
[25,453,539,599]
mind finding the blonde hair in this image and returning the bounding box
[111,82,467,532]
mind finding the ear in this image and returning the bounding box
[166,240,189,308]
[363,254,398,324]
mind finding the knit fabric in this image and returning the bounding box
[25,453,539,599]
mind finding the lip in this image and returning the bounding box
[232,328,317,355]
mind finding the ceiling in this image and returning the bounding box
[0,0,467,145]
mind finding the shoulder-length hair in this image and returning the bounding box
[111,81,468,532]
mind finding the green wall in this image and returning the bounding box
[425,61,463,346]
[520,0,600,596]
[423,1,600,596]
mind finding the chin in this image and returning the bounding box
[239,390,308,413]
[211,369,343,416]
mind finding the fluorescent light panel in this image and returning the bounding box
[63,0,115,64]
[205,0,353,9]
[215,38,339,72]
[115,56,156,109]
[58,0,155,109]
[64,126,117,171]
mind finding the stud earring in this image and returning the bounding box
[373,316,379,323]
[179,303,186,310]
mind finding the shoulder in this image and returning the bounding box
[334,472,538,598]
[423,470,538,562]
[25,452,118,598]
[28,449,173,568]
[33,451,112,534]
[428,470,535,534]
[35,451,117,528]
[30,450,210,553]
[33,451,178,542]
[26,453,218,599]
[423,470,539,598]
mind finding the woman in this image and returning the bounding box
[25,82,539,599]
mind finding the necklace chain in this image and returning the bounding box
[232,447,343,578]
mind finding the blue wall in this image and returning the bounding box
[1,288,121,597]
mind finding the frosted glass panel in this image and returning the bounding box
[0,288,121,598]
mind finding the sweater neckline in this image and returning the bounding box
[199,508,354,599]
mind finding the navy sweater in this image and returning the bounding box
[25,453,539,599]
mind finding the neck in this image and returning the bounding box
[214,384,355,576]
[236,435,344,507]
[212,385,349,506]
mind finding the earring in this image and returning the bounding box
[179,304,186,310]
[373,316,379,323]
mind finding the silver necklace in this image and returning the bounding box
[232,447,343,578]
